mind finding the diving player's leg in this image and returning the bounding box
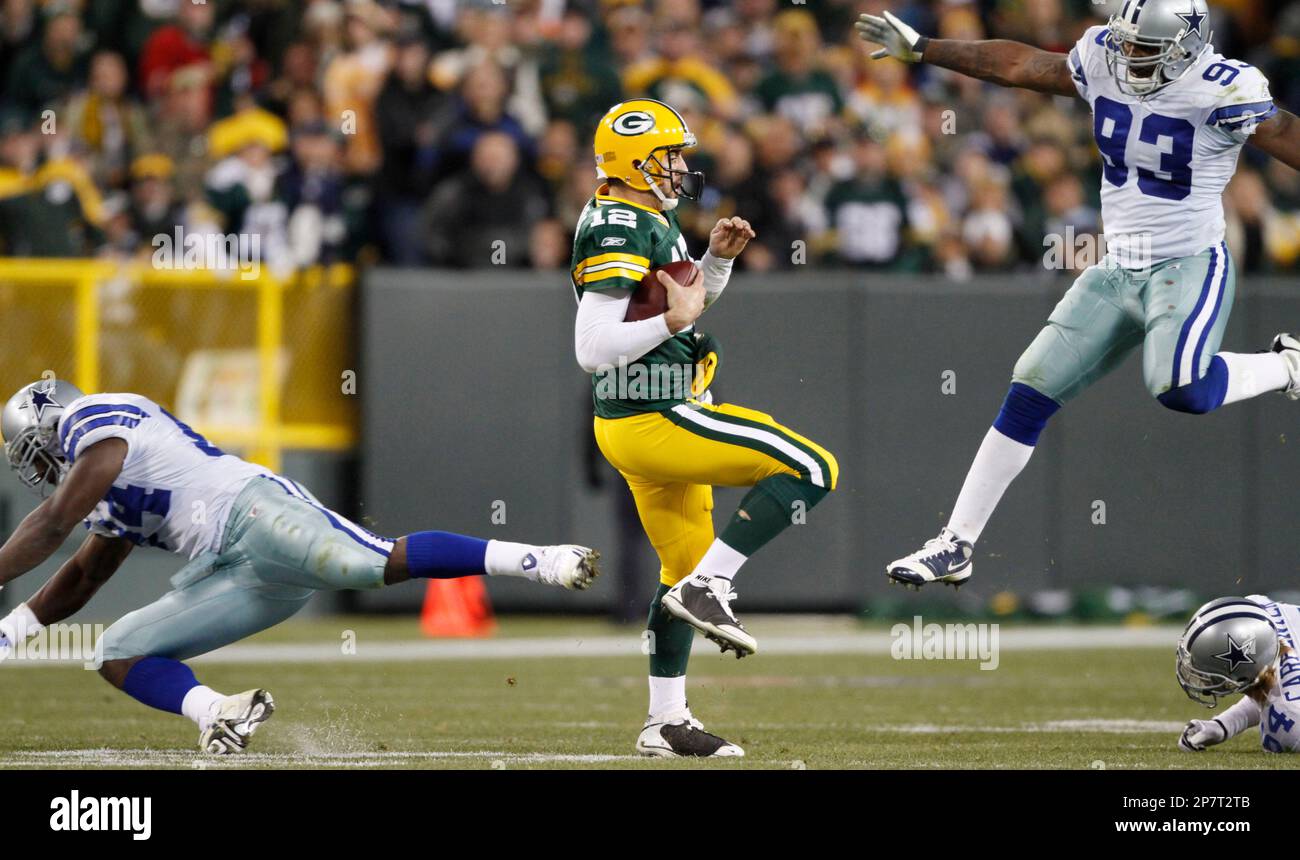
[888,264,1144,588]
[1145,244,1294,413]
[246,476,599,591]
[653,403,838,657]
[97,561,311,755]
[624,477,741,757]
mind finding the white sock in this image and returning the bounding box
[181,685,224,730]
[648,675,687,719]
[946,427,1035,544]
[1217,352,1290,406]
[484,540,537,577]
[690,539,748,582]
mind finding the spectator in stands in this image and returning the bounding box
[152,64,213,203]
[430,59,532,184]
[623,9,738,121]
[5,6,87,119]
[204,108,286,241]
[0,0,1293,275]
[537,8,623,136]
[825,137,909,268]
[0,115,103,257]
[0,0,38,91]
[270,120,353,271]
[755,10,844,138]
[322,0,395,177]
[375,34,443,265]
[62,51,153,191]
[963,177,1017,271]
[138,0,215,100]
[430,4,546,137]
[126,153,185,250]
[420,130,548,268]
[528,217,570,270]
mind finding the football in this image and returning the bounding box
[624,260,701,322]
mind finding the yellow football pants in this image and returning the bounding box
[594,401,838,586]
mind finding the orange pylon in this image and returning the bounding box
[419,576,496,637]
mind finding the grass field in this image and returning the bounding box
[0,615,1292,770]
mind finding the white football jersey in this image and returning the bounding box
[1246,595,1300,752]
[56,393,271,559]
[1069,26,1277,267]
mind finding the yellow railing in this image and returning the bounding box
[0,259,358,472]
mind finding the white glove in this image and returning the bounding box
[1178,719,1227,752]
[0,603,41,664]
[855,11,928,63]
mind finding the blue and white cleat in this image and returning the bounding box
[886,528,974,591]
[1270,333,1300,401]
[534,545,601,591]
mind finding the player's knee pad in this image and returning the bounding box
[992,382,1061,446]
[1155,356,1228,415]
[759,472,830,512]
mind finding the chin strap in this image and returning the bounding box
[642,168,679,211]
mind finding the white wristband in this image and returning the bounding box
[0,602,43,643]
[700,251,734,303]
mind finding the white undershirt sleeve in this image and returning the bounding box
[574,289,672,373]
[699,251,733,306]
[1215,695,1262,740]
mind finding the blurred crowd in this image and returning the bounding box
[1,0,1299,277]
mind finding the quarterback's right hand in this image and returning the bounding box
[661,270,705,334]
[855,11,927,63]
[1178,719,1227,752]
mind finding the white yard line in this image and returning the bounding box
[198,625,1180,663]
[0,749,645,768]
[0,720,1185,768]
[1,626,1181,666]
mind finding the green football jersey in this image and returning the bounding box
[571,189,698,419]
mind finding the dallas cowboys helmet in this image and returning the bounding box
[1,379,84,495]
[1176,596,1279,707]
[1106,0,1213,96]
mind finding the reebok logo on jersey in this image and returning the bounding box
[601,237,628,247]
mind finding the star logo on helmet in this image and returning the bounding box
[1176,9,1206,34]
[26,386,61,422]
[1214,633,1255,672]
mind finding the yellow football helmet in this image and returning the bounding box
[593,99,704,210]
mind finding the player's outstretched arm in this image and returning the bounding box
[855,12,1077,98]
[23,534,134,626]
[0,438,126,588]
[1248,109,1300,172]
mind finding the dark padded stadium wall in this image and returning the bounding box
[359,269,1298,613]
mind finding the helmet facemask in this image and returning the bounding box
[638,144,705,212]
[4,425,68,497]
[1175,642,1261,707]
[1105,16,1208,97]
[1,379,83,498]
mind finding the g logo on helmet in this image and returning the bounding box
[611,111,656,136]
